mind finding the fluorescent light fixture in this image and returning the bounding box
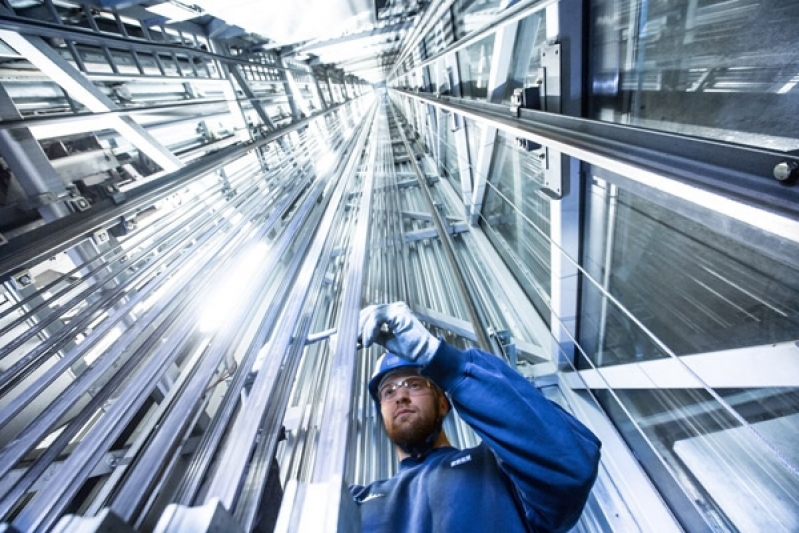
[146,1,204,22]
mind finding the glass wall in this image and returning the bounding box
[581,3,799,526]
[478,130,551,325]
[437,110,461,187]
[578,174,799,530]
[453,0,506,38]
[588,0,799,151]
[457,34,494,99]
[501,9,549,104]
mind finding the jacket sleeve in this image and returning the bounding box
[420,341,601,532]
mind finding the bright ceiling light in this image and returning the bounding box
[145,1,204,22]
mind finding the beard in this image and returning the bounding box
[385,405,442,451]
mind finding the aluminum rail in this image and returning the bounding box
[0,99,353,280]
[2,151,311,528]
[198,100,377,515]
[104,118,350,525]
[0,96,367,530]
[0,94,291,131]
[298,96,377,532]
[387,100,495,353]
[394,90,799,241]
[0,156,278,388]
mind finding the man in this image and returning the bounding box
[352,302,601,533]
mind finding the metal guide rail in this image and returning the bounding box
[0,91,565,531]
[0,94,374,531]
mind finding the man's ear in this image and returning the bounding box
[438,394,450,417]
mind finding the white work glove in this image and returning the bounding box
[358,302,440,362]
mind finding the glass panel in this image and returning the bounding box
[463,117,483,169]
[453,0,505,39]
[588,0,799,151]
[437,111,460,189]
[501,9,549,104]
[423,14,456,58]
[478,130,551,325]
[578,174,799,530]
[581,180,799,363]
[457,34,495,100]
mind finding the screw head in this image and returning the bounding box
[773,161,798,183]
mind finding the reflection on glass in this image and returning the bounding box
[457,34,495,99]
[501,9,548,103]
[437,111,461,188]
[464,117,483,167]
[581,179,799,365]
[423,18,455,59]
[579,175,799,530]
[479,130,551,325]
[453,0,505,38]
[591,0,799,150]
[588,0,799,151]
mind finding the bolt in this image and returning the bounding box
[773,161,798,184]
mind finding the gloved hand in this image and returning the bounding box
[358,302,440,362]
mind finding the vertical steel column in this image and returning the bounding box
[277,54,302,120]
[308,64,328,111]
[548,0,583,365]
[444,40,474,219]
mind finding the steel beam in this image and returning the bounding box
[0,31,182,172]
[0,100,351,281]
[298,19,413,53]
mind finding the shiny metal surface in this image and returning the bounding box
[1,0,796,531]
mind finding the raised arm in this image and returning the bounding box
[423,341,601,532]
[358,302,601,532]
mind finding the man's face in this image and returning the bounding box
[379,369,448,449]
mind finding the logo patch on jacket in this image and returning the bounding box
[450,454,472,467]
[359,493,385,503]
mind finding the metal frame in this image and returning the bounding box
[0,100,352,280]
[393,90,799,242]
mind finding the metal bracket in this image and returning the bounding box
[68,196,92,212]
[108,214,137,237]
[11,270,33,289]
[540,147,564,199]
[509,86,541,117]
[489,328,518,367]
[539,41,561,113]
[92,229,110,245]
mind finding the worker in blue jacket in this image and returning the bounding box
[352,301,601,532]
